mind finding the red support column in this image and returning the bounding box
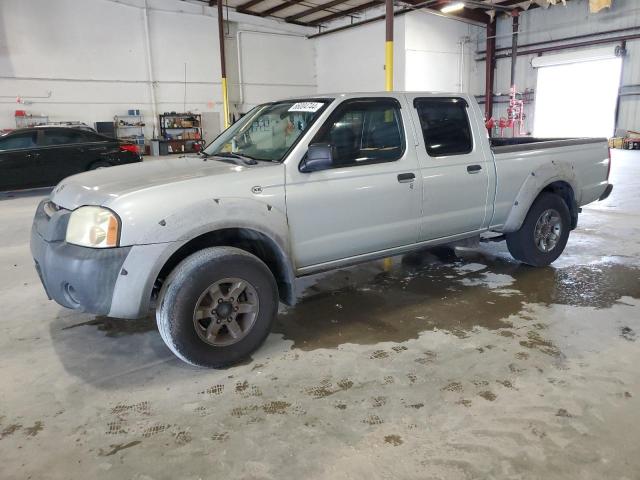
[484,20,496,122]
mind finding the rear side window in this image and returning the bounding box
[74,131,106,143]
[414,98,472,157]
[312,98,405,168]
[0,132,37,150]
[41,129,86,146]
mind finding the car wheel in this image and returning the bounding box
[505,192,571,267]
[88,160,111,170]
[156,247,279,368]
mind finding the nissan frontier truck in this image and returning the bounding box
[30,92,613,367]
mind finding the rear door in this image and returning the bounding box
[0,131,40,190]
[38,128,91,183]
[407,96,490,241]
[75,131,113,166]
[285,97,421,269]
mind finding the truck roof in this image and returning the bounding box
[279,91,471,101]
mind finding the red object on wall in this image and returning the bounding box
[15,110,26,117]
[485,117,495,131]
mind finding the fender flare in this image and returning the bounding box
[160,198,296,301]
[502,160,578,233]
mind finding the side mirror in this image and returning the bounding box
[300,143,333,173]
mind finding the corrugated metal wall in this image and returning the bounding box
[472,0,640,134]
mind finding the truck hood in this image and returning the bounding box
[50,155,272,210]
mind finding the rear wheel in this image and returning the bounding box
[156,247,278,368]
[505,192,571,267]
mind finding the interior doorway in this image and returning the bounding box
[533,56,623,138]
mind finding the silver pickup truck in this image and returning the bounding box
[30,92,613,367]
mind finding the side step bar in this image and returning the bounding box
[480,233,506,243]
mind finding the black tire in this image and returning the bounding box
[156,247,278,368]
[88,160,111,170]
[505,192,571,267]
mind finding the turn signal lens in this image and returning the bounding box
[66,206,120,248]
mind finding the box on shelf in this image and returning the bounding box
[609,137,624,149]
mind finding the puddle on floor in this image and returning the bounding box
[274,248,640,350]
[62,316,157,337]
[64,248,639,353]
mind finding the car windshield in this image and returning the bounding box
[203,99,331,163]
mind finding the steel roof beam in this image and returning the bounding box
[285,0,353,22]
[236,0,268,13]
[308,0,383,25]
[259,0,306,16]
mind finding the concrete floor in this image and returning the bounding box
[1,150,639,480]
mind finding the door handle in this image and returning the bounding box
[467,164,482,174]
[397,173,415,183]
[26,152,40,159]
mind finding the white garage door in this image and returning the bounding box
[533,47,623,138]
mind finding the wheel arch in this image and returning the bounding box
[502,160,579,233]
[153,227,296,306]
[541,180,578,229]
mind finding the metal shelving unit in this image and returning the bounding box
[159,113,204,154]
[114,114,145,150]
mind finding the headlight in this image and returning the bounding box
[66,206,120,248]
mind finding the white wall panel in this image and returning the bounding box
[315,10,480,94]
[0,0,316,136]
[403,11,481,93]
[237,30,316,107]
[315,16,406,93]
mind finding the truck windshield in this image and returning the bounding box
[203,100,331,163]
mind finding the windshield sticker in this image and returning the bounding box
[288,102,324,113]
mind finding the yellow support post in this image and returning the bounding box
[221,77,230,129]
[383,0,393,271]
[383,257,393,271]
[217,0,230,129]
[385,40,393,92]
[384,0,393,92]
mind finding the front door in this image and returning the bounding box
[0,130,40,190]
[285,97,421,269]
[407,96,490,241]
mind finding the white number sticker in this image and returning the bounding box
[288,102,324,113]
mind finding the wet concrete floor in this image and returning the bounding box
[0,150,639,479]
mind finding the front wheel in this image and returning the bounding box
[156,247,279,368]
[505,192,571,267]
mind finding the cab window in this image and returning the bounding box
[311,98,405,168]
[414,98,473,157]
[0,132,37,151]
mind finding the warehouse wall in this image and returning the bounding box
[315,9,479,94]
[0,0,317,138]
[403,11,481,93]
[230,26,316,108]
[315,15,407,93]
[472,0,640,133]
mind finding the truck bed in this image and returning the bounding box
[491,137,606,154]
[488,136,610,229]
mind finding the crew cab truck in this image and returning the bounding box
[30,92,613,368]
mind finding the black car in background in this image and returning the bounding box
[0,126,142,191]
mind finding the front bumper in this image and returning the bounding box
[30,200,131,316]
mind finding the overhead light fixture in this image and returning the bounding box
[441,2,465,13]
